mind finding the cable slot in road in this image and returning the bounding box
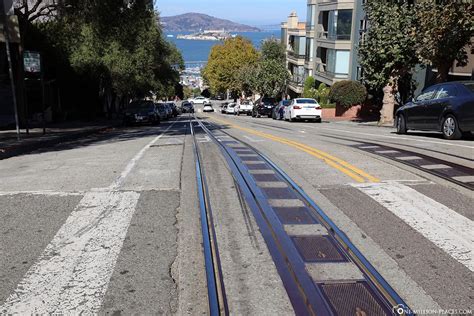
[190,116,229,316]
[194,116,412,315]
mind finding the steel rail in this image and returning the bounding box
[196,117,413,315]
[190,118,229,316]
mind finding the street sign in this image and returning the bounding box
[24,51,42,73]
[2,0,14,15]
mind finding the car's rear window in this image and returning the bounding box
[296,99,317,104]
[262,98,276,104]
[128,101,154,109]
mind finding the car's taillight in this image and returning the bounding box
[293,106,302,109]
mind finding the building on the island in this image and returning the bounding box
[282,0,473,98]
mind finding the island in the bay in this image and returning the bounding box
[161,12,261,33]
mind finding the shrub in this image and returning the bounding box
[316,83,330,105]
[303,77,317,98]
[329,80,367,107]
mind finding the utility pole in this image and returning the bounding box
[1,0,21,141]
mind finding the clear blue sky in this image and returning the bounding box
[154,0,307,26]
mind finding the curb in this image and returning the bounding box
[0,125,116,160]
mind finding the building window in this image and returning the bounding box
[328,9,353,40]
[327,49,350,78]
[305,38,314,62]
[306,4,316,30]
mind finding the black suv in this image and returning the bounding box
[252,97,278,118]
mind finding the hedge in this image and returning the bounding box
[329,80,367,107]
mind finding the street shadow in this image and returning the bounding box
[2,117,194,160]
[388,130,474,141]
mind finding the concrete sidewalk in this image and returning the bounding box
[0,120,121,160]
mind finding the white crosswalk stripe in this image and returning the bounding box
[1,191,140,314]
[353,182,474,272]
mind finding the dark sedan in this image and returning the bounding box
[123,100,160,125]
[252,97,278,118]
[181,101,194,113]
[396,81,474,140]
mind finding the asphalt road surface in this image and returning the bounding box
[0,108,472,315]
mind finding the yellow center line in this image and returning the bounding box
[209,116,380,183]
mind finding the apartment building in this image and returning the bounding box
[282,1,473,98]
[282,0,364,96]
[281,12,307,95]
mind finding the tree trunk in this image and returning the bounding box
[379,79,396,126]
[435,62,450,83]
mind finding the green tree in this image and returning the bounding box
[415,1,473,83]
[202,36,259,96]
[254,59,289,98]
[358,1,418,125]
[261,38,286,62]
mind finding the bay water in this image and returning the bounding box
[165,31,281,64]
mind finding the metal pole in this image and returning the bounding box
[1,3,21,140]
[41,55,46,135]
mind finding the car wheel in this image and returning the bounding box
[396,114,407,134]
[442,115,462,140]
[268,114,272,118]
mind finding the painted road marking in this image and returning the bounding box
[0,191,141,314]
[396,156,423,161]
[198,135,211,143]
[306,262,365,282]
[359,146,380,149]
[244,135,265,142]
[210,117,379,183]
[452,175,474,183]
[109,122,176,190]
[375,150,400,154]
[0,123,178,313]
[420,164,452,170]
[317,127,474,149]
[0,190,84,197]
[354,182,474,271]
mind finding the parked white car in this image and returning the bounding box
[203,104,214,112]
[284,98,322,122]
[235,101,253,116]
[226,103,236,114]
[188,96,210,104]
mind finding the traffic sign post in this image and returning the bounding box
[24,50,46,135]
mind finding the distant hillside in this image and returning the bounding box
[161,13,261,32]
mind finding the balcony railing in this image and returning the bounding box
[288,51,306,60]
[317,31,351,40]
[315,62,348,79]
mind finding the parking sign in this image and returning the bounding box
[24,51,41,73]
